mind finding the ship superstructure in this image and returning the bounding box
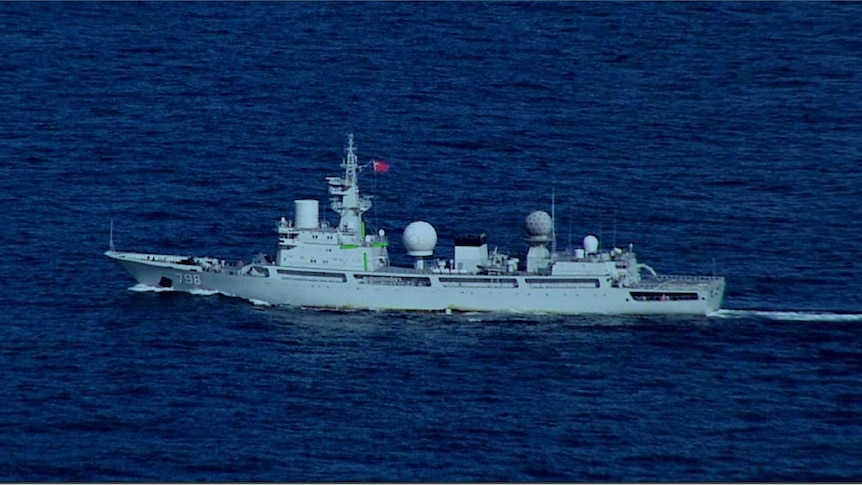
[273,135,389,272]
[106,134,725,315]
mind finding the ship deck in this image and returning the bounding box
[636,275,724,291]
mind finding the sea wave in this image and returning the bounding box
[710,309,862,322]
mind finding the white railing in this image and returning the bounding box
[653,274,724,282]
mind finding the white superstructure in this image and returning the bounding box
[106,134,725,315]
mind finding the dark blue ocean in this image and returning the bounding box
[3,2,862,481]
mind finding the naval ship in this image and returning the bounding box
[106,134,725,315]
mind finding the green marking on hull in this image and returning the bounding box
[363,252,368,271]
[340,244,359,249]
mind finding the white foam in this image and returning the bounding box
[128,283,275,307]
[130,284,221,297]
[128,283,173,293]
[709,309,862,322]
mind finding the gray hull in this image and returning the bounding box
[108,251,725,316]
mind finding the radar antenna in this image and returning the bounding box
[344,132,358,184]
[551,187,557,255]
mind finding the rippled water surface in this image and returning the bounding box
[2,2,861,481]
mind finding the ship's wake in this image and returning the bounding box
[709,309,862,322]
[127,284,272,306]
[129,283,174,293]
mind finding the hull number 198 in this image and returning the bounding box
[182,273,202,286]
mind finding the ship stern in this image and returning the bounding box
[704,277,727,314]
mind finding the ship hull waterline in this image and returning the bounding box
[107,251,725,316]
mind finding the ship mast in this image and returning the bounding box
[327,133,372,243]
[344,132,359,186]
[551,187,557,256]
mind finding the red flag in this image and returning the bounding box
[372,160,390,173]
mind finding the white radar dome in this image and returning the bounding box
[525,211,553,237]
[402,221,437,257]
[583,234,599,254]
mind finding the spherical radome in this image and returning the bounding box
[525,211,553,236]
[403,221,437,256]
[583,234,599,254]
